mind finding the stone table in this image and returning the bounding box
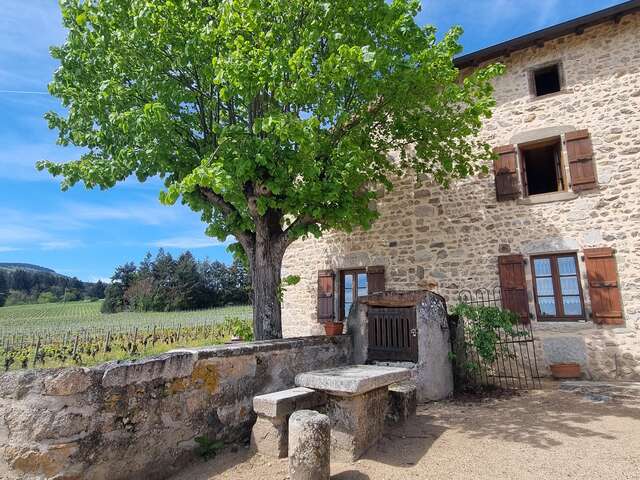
[295,364,410,461]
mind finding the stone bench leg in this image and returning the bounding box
[251,415,288,458]
[326,386,388,462]
[289,410,330,480]
[386,381,417,425]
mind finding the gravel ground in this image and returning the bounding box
[171,383,640,480]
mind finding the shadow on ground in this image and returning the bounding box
[416,385,640,450]
[169,385,640,479]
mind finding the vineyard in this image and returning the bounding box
[0,301,253,371]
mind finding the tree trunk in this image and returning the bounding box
[247,223,286,340]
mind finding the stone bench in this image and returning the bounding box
[386,380,417,424]
[251,387,327,458]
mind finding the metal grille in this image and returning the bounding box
[455,288,542,390]
[367,307,418,363]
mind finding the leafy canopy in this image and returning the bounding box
[40,0,503,246]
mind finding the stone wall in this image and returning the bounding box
[282,13,640,380]
[0,336,352,480]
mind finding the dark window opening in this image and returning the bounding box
[339,269,367,321]
[520,139,564,196]
[532,254,585,321]
[533,64,561,96]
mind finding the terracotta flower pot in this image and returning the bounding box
[323,321,344,336]
[550,363,581,379]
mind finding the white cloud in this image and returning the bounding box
[149,235,231,249]
[39,240,84,251]
[0,246,20,253]
[63,201,181,226]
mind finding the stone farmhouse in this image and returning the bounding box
[282,1,640,381]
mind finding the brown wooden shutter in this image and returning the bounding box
[317,270,335,323]
[584,248,623,325]
[367,266,385,294]
[566,130,597,191]
[493,145,520,201]
[498,255,530,323]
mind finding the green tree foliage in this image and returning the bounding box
[101,250,250,313]
[0,269,103,307]
[0,272,8,307]
[40,0,503,338]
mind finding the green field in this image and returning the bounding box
[0,301,254,371]
[0,301,251,336]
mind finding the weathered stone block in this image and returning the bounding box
[288,410,330,480]
[101,352,195,388]
[44,368,93,396]
[251,415,288,458]
[326,386,387,462]
[386,381,417,424]
[253,387,326,418]
[295,365,410,395]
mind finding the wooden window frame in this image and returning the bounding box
[528,61,565,99]
[518,137,566,197]
[531,253,586,322]
[339,269,366,322]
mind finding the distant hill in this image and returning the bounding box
[0,263,58,275]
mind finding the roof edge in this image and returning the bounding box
[454,0,640,69]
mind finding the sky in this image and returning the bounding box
[0,0,623,281]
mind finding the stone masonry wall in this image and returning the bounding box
[282,13,640,380]
[0,336,352,480]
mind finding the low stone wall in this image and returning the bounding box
[0,336,352,480]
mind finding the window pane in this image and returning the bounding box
[560,276,580,295]
[536,277,555,296]
[563,296,583,316]
[557,256,577,276]
[344,274,353,303]
[538,297,557,316]
[357,273,368,298]
[344,302,352,318]
[534,258,552,276]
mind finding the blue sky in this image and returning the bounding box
[0,0,622,281]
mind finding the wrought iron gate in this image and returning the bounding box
[454,288,541,390]
[367,307,418,363]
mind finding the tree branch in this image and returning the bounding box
[331,95,387,143]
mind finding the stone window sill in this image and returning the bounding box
[517,191,578,205]
[533,320,595,331]
[528,88,572,102]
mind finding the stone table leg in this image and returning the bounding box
[325,386,388,462]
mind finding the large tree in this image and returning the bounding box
[41,0,502,339]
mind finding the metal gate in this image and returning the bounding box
[455,288,541,390]
[367,307,418,363]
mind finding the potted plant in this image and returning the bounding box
[324,320,344,336]
[550,363,581,379]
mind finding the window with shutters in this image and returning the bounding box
[494,129,597,202]
[531,253,585,321]
[519,137,566,196]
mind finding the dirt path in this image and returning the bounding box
[171,385,640,480]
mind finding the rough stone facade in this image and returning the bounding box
[282,13,640,380]
[0,336,352,480]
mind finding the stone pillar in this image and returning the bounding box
[327,387,388,462]
[288,410,330,480]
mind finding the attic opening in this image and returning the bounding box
[532,64,561,96]
[520,138,564,196]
